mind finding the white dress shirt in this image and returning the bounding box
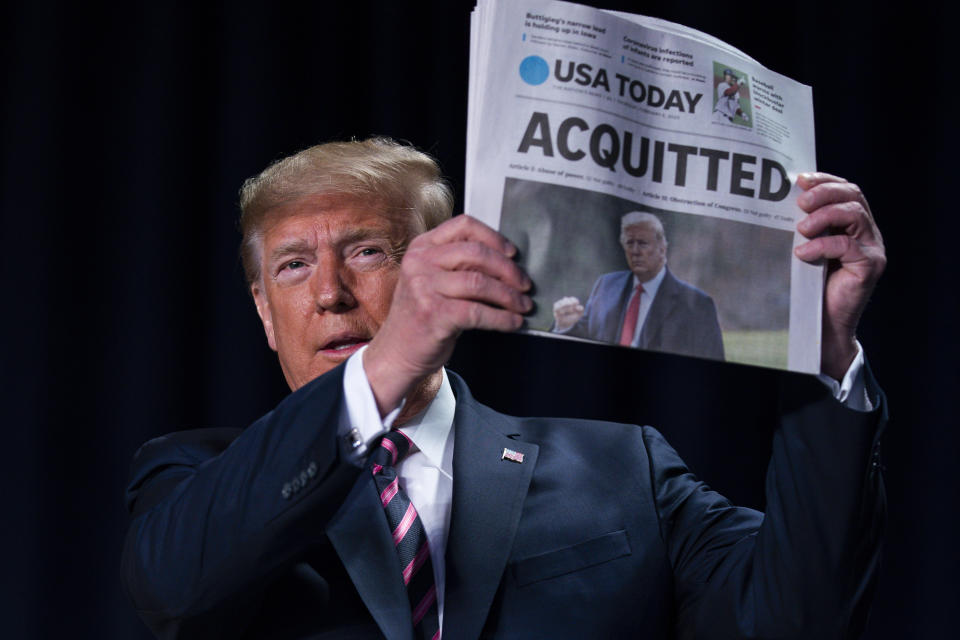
[340,350,455,630]
[338,342,875,632]
[627,266,668,347]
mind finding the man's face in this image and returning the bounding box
[620,222,666,283]
[250,194,409,390]
[724,73,735,85]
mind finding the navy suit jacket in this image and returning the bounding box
[563,269,725,361]
[123,366,885,639]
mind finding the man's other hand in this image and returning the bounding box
[794,172,886,380]
[364,215,532,416]
[552,296,584,332]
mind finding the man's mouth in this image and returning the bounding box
[319,335,371,356]
[330,343,359,351]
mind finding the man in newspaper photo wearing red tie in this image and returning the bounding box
[551,211,725,360]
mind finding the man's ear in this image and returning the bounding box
[251,282,278,352]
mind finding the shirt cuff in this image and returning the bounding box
[816,340,876,412]
[339,345,404,460]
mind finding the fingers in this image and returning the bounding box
[406,215,531,293]
[795,171,847,190]
[796,177,869,214]
[553,296,581,311]
[795,233,886,279]
[363,216,533,413]
[553,303,583,319]
[552,296,583,331]
[794,172,886,376]
[794,171,883,253]
[797,200,868,239]
[792,172,887,281]
[423,239,530,292]
[420,214,517,258]
[430,270,532,315]
[388,270,527,348]
[794,234,859,263]
[445,298,526,333]
[394,214,535,338]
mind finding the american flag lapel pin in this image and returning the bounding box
[501,448,524,463]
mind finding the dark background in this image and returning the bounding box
[2,1,955,638]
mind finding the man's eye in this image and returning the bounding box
[359,248,380,257]
[285,261,306,270]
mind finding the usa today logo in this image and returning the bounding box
[519,55,549,85]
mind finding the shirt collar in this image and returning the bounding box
[633,265,667,298]
[396,368,455,477]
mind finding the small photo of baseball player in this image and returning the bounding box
[712,62,752,127]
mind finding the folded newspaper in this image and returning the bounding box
[466,0,821,373]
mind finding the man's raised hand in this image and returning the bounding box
[552,296,584,332]
[794,172,886,380]
[364,215,532,416]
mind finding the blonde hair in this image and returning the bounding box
[238,137,453,284]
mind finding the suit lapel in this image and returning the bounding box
[443,374,539,640]
[328,470,414,640]
[640,269,679,349]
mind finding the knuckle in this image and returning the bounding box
[406,273,432,297]
[405,271,424,288]
[464,270,485,295]
[399,257,418,276]
[401,246,428,269]
[872,252,888,273]
[408,233,428,250]
[466,303,485,328]
[840,200,862,217]
[463,241,488,262]
[867,246,887,271]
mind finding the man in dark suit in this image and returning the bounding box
[123,138,888,639]
[551,212,725,360]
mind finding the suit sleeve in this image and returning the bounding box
[121,365,364,638]
[696,296,724,361]
[646,370,886,639]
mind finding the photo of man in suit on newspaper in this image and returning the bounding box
[552,211,725,360]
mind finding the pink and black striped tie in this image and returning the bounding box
[370,431,441,640]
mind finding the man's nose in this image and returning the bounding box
[310,258,357,312]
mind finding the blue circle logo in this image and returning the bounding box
[519,56,549,85]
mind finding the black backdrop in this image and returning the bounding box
[2,1,957,638]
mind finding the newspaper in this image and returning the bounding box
[466,0,821,373]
